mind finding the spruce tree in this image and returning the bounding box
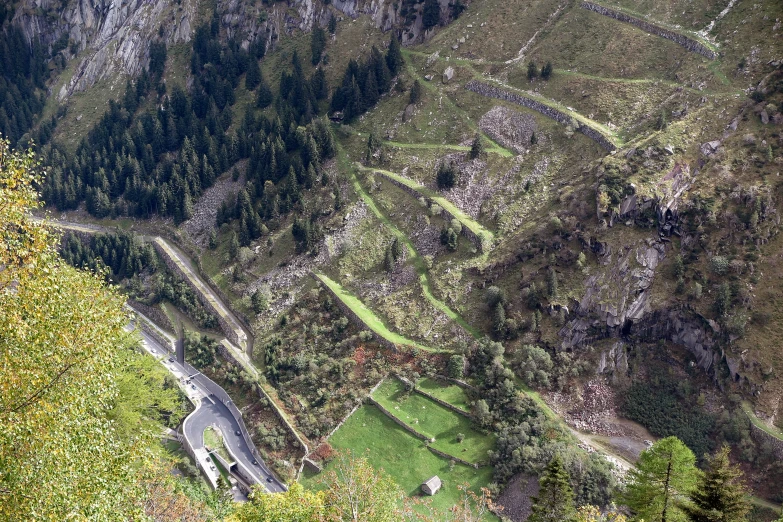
[384,244,395,272]
[391,237,403,261]
[422,0,441,29]
[410,79,422,104]
[528,60,539,81]
[386,34,404,76]
[328,15,337,35]
[541,61,553,80]
[683,446,750,522]
[311,25,327,65]
[245,59,261,90]
[529,456,577,522]
[470,133,484,159]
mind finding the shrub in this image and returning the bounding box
[448,354,466,378]
[710,255,729,275]
[485,286,508,307]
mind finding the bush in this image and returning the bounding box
[710,255,729,275]
[448,354,466,378]
[514,345,553,389]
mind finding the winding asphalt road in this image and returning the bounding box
[135,323,285,494]
[183,396,286,493]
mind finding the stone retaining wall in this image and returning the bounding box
[465,80,617,152]
[425,445,480,469]
[152,239,246,349]
[376,171,485,251]
[415,387,472,418]
[212,341,309,462]
[367,397,480,469]
[127,304,175,352]
[581,2,717,59]
[748,419,783,459]
[311,273,400,351]
[367,397,431,441]
[433,374,478,392]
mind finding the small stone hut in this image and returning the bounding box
[421,475,442,495]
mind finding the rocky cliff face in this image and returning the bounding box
[13,0,197,100]
[219,0,450,52]
[13,0,450,101]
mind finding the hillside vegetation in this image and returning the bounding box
[4,0,783,517]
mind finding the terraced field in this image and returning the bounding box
[372,379,494,465]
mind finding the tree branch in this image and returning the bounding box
[2,360,79,415]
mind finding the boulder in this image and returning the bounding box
[700,140,721,156]
[403,104,416,122]
[443,66,455,83]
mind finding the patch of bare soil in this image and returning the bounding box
[545,378,655,463]
[495,474,539,522]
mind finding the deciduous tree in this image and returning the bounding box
[620,436,699,522]
[321,451,403,522]
[0,139,142,519]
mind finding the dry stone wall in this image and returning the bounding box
[311,273,400,351]
[415,387,472,418]
[376,171,486,251]
[465,81,617,152]
[367,396,431,441]
[580,2,717,59]
[152,239,248,350]
[748,421,783,459]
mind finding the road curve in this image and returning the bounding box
[135,324,284,494]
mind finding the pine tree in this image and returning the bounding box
[470,133,484,159]
[529,456,577,522]
[528,60,539,81]
[328,15,337,35]
[683,446,750,522]
[386,34,404,76]
[531,131,538,145]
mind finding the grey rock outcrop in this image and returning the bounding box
[466,80,617,151]
[13,0,197,100]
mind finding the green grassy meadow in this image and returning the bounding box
[372,379,494,465]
